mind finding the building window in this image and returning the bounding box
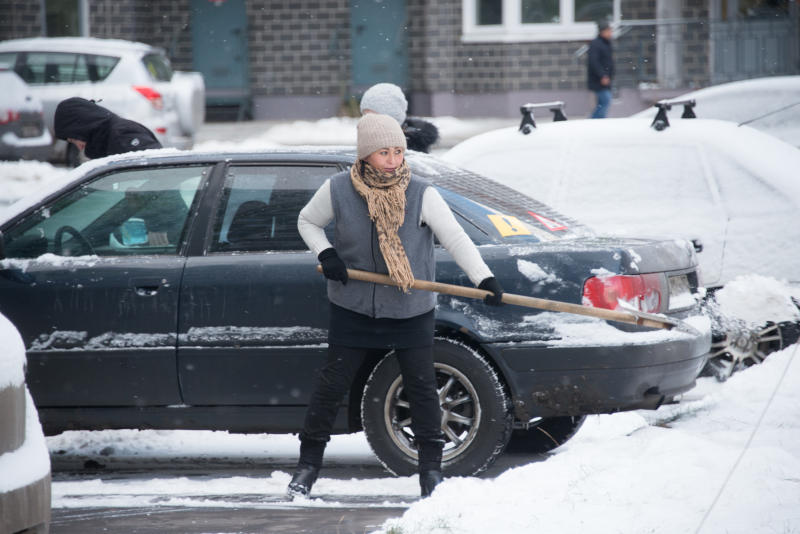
[464,0,619,42]
[477,0,503,25]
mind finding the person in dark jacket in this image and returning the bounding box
[54,97,162,161]
[288,113,503,499]
[360,82,440,153]
[587,21,615,119]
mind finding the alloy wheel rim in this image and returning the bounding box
[383,362,482,462]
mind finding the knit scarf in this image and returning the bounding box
[350,159,414,292]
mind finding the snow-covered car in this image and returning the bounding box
[443,109,800,379]
[0,311,51,534]
[0,68,52,161]
[0,148,709,477]
[0,37,205,165]
[633,76,800,147]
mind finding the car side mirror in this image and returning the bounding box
[691,238,703,253]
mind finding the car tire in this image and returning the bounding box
[361,338,512,477]
[505,415,586,454]
[172,71,205,137]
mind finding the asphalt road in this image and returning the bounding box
[49,449,543,534]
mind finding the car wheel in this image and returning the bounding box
[361,338,512,477]
[704,321,785,381]
[505,415,586,454]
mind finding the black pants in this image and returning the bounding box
[298,344,444,473]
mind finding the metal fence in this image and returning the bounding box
[605,17,799,89]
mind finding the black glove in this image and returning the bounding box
[478,277,504,306]
[318,248,348,285]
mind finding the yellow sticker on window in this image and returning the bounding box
[487,214,532,237]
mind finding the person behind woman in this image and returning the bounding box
[360,82,440,153]
[289,113,504,498]
[54,97,162,160]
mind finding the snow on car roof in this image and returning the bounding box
[632,76,800,147]
[444,117,800,202]
[443,117,800,285]
[0,36,163,56]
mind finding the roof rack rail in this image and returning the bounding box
[650,99,696,131]
[519,101,567,134]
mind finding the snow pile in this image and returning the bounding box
[258,117,357,145]
[0,160,70,207]
[0,311,50,493]
[0,312,26,388]
[516,259,559,284]
[0,390,51,493]
[711,274,800,328]
[377,343,800,534]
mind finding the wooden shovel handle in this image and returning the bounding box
[316,265,677,330]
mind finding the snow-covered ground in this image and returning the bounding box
[42,343,800,533]
[1,117,799,533]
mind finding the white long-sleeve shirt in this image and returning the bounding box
[298,179,493,286]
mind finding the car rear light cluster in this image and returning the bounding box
[583,273,664,314]
[132,85,163,110]
[0,110,21,124]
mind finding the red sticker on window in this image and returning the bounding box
[527,211,567,231]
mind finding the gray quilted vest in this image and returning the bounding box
[328,169,436,319]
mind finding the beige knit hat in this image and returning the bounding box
[357,113,407,160]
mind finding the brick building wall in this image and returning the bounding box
[89,0,194,70]
[245,1,350,117]
[2,0,794,119]
[681,0,710,86]
[0,2,43,39]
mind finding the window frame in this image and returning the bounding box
[462,0,621,43]
[2,164,210,259]
[206,163,339,254]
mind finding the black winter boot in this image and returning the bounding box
[419,469,443,497]
[287,464,320,498]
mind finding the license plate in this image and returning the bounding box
[21,124,41,138]
[668,274,693,310]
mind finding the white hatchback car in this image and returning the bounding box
[0,68,52,161]
[0,37,205,165]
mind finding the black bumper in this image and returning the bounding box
[490,332,710,420]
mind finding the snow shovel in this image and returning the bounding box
[316,266,682,330]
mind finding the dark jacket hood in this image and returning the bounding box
[54,97,113,143]
[53,97,162,159]
[403,117,439,153]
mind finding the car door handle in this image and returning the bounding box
[132,278,166,297]
[135,285,160,297]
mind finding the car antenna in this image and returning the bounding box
[519,101,567,135]
[650,99,696,131]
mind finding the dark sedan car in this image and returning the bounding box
[0,149,710,477]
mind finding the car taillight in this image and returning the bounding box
[0,110,20,124]
[132,86,163,109]
[583,273,663,313]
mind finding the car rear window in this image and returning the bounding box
[142,53,173,82]
[408,154,585,242]
[1,51,119,84]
